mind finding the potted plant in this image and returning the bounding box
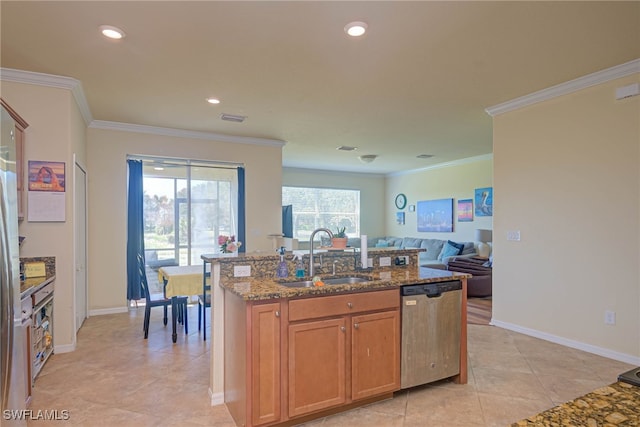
[331,227,348,249]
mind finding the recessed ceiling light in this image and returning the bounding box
[344,21,368,37]
[207,98,221,105]
[337,146,358,151]
[99,25,125,40]
[154,167,164,171]
[358,154,378,163]
[417,154,434,159]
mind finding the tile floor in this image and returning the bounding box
[28,305,634,426]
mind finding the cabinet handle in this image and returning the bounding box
[354,323,359,329]
[275,311,280,318]
[347,302,353,309]
[340,326,346,332]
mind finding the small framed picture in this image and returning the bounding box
[396,212,405,225]
[457,199,473,222]
[408,205,415,212]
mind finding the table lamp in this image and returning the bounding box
[475,229,492,258]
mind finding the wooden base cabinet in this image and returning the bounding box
[250,303,282,426]
[288,318,347,417]
[225,288,400,427]
[224,295,283,427]
[351,310,400,401]
[288,289,400,420]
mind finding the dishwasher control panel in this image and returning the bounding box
[401,280,461,297]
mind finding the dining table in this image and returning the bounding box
[158,264,210,342]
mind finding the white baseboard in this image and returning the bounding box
[491,318,640,365]
[209,388,224,406]
[53,343,76,354]
[89,306,129,316]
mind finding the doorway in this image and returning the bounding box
[74,160,88,333]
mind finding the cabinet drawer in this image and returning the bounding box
[289,289,399,322]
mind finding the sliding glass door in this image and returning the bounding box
[142,159,240,280]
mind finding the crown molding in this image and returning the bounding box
[1,67,286,147]
[90,120,286,147]
[387,153,493,177]
[0,67,93,125]
[485,58,640,117]
[283,166,386,179]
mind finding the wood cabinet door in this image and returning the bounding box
[288,318,346,417]
[351,310,400,400]
[250,303,281,426]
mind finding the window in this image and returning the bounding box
[282,186,360,241]
[143,160,240,268]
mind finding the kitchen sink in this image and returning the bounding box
[278,276,371,288]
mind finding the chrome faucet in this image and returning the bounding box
[309,228,333,277]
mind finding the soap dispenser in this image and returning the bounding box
[295,255,305,278]
[276,246,289,278]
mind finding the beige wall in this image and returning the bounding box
[493,74,640,360]
[2,81,84,351]
[282,167,386,238]
[87,128,283,312]
[385,157,493,243]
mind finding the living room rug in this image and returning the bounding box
[467,297,492,325]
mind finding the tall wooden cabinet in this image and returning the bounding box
[250,302,282,426]
[0,98,28,220]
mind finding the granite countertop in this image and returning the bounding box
[218,267,470,301]
[19,256,56,299]
[512,381,639,426]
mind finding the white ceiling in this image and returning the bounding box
[1,1,638,174]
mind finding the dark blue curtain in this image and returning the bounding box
[237,167,246,253]
[282,205,293,238]
[126,159,148,301]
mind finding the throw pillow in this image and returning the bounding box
[375,240,389,248]
[447,240,465,254]
[438,240,465,260]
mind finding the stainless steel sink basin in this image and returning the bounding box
[278,276,371,288]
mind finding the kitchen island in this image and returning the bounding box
[202,250,470,427]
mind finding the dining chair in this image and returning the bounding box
[141,266,188,339]
[198,271,211,340]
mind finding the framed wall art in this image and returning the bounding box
[417,198,453,232]
[457,199,473,222]
[475,187,493,217]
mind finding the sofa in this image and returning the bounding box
[447,256,492,297]
[346,236,478,270]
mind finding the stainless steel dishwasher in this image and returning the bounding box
[401,281,462,389]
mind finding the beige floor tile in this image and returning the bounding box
[26,305,631,427]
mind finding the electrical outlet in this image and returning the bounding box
[605,310,616,325]
[394,255,409,266]
[234,265,251,277]
[379,257,391,267]
[507,230,521,241]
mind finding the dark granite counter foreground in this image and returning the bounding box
[512,381,639,426]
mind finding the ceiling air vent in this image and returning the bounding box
[220,113,247,123]
[417,154,434,159]
[336,146,358,151]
